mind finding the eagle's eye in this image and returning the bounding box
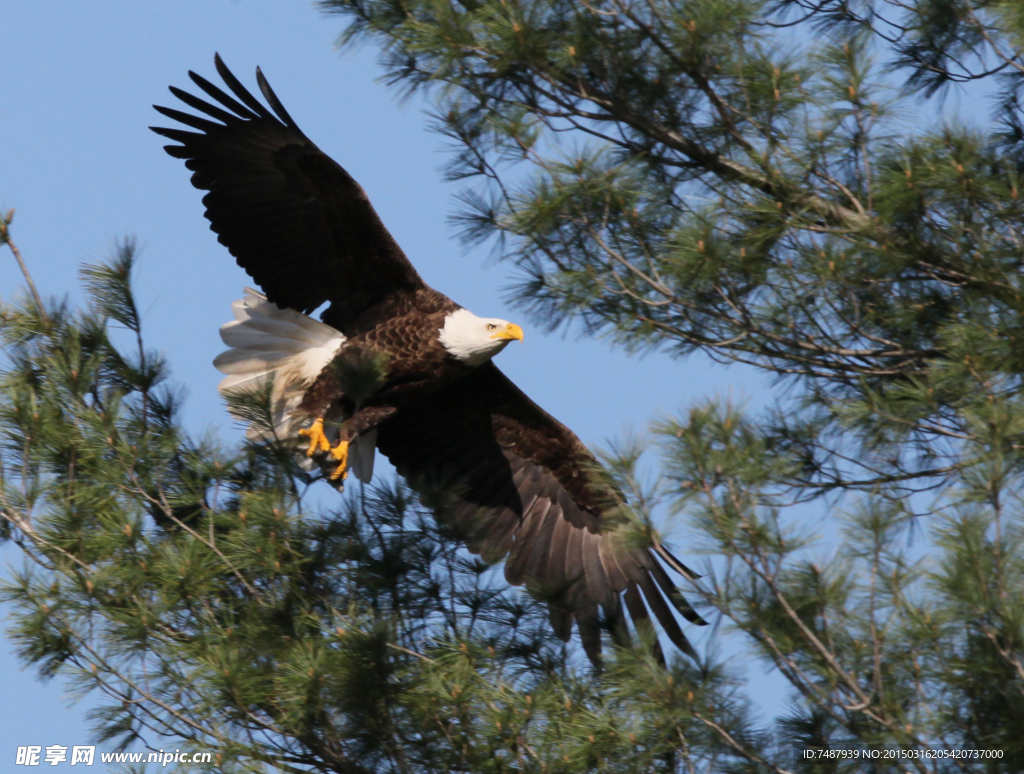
[487,323,497,331]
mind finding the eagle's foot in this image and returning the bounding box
[298,418,331,457]
[328,440,349,482]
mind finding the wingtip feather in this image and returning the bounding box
[255,66,299,130]
[654,542,703,581]
[187,68,258,121]
[214,53,273,120]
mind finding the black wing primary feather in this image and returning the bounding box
[151,54,426,328]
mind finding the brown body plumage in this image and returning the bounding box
[152,55,707,663]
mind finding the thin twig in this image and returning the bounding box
[0,209,46,314]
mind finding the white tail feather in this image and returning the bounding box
[215,289,345,440]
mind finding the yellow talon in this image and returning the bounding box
[298,418,331,457]
[297,420,348,483]
[328,440,349,482]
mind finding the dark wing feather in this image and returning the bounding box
[151,54,426,328]
[376,362,707,663]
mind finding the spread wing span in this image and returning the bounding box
[376,362,707,662]
[151,54,425,328]
[155,57,707,662]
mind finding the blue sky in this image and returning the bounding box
[0,1,818,767]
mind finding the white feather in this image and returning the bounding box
[220,327,314,351]
[222,313,327,344]
[214,288,345,440]
[214,350,298,372]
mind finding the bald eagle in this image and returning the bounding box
[152,55,706,662]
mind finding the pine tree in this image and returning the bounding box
[310,0,1022,767]
[3,0,1024,768]
[0,225,771,771]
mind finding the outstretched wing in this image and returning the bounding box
[375,362,707,662]
[151,54,426,329]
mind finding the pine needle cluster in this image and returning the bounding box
[313,0,1024,767]
[0,247,769,772]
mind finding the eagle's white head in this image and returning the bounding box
[439,308,524,366]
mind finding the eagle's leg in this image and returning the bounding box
[298,417,332,457]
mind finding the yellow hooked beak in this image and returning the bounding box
[491,322,524,342]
